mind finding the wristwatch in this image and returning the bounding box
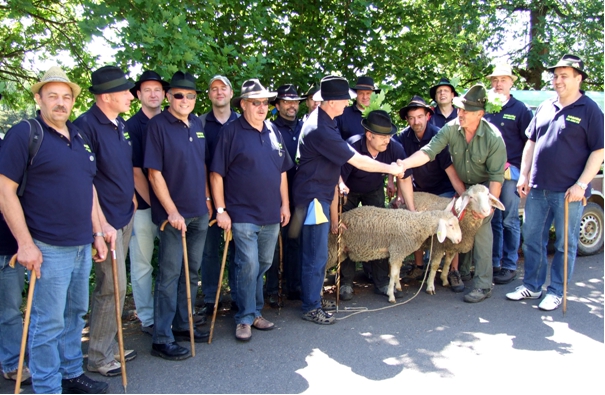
[576,181,588,190]
[217,207,227,214]
[93,232,105,238]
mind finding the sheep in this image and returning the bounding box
[327,206,462,303]
[410,184,505,295]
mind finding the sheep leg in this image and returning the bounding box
[387,257,402,303]
[425,252,443,295]
[440,252,456,287]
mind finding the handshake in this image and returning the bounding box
[388,159,408,179]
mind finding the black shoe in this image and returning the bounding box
[199,303,215,316]
[287,290,301,300]
[173,328,209,343]
[374,286,404,299]
[447,270,465,293]
[339,285,353,301]
[493,269,517,284]
[493,266,501,275]
[151,342,191,361]
[193,314,207,326]
[61,374,108,394]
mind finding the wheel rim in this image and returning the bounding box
[579,212,602,247]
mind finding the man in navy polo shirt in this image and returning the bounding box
[0,67,108,393]
[335,76,380,140]
[336,110,415,301]
[126,70,168,336]
[265,84,305,305]
[74,65,137,377]
[507,54,604,311]
[145,71,212,360]
[396,96,466,290]
[200,75,239,316]
[302,84,320,123]
[210,79,293,342]
[483,64,533,285]
[428,77,458,129]
[292,76,404,325]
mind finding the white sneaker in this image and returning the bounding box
[539,294,562,311]
[506,285,542,301]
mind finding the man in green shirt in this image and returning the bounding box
[399,84,506,303]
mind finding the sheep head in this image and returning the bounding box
[456,184,505,218]
[436,212,462,244]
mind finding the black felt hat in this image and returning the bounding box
[398,95,434,121]
[89,65,135,95]
[452,84,487,112]
[361,110,397,135]
[303,84,319,98]
[350,76,381,93]
[168,71,202,93]
[130,70,169,97]
[312,75,357,101]
[429,77,458,101]
[547,54,588,81]
[270,84,305,105]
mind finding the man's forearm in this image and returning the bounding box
[148,169,178,216]
[133,167,151,205]
[578,149,604,185]
[210,172,226,208]
[0,175,34,247]
[489,181,502,199]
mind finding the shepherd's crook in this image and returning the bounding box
[160,220,195,357]
[336,193,344,312]
[209,226,231,344]
[111,249,127,393]
[278,232,284,314]
[10,255,33,395]
[563,196,587,315]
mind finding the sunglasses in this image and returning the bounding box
[171,92,197,100]
[246,99,269,107]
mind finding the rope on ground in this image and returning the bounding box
[335,236,434,321]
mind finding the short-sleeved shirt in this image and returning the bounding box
[211,116,293,225]
[271,115,302,195]
[144,110,209,225]
[483,95,533,169]
[292,107,356,206]
[202,109,240,166]
[398,123,455,195]
[126,109,153,210]
[421,118,506,185]
[0,138,19,255]
[335,102,364,140]
[0,117,96,246]
[341,134,411,194]
[74,104,134,230]
[527,93,604,192]
[428,106,458,129]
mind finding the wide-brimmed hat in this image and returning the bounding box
[31,66,82,99]
[547,54,588,81]
[361,110,397,135]
[312,75,357,101]
[398,95,434,121]
[231,79,277,108]
[168,71,202,93]
[208,75,233,90]
[452,84,487,112]
[486,64,518,82]
[303,84,319,98]
[350,76,381,93]
[89,65,134,95]
[270,84,305,105]
[429,77,458,101]
[130,70,169,97]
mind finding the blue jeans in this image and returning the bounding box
[129,209,157,327]
[266,222,301,296]
[201,216,237,305]
[29,240,92,394]
[231,222,279,325]
[492,179,521,270]
[0,254,25,374]
[521,189,583,297]
[300,200,330,313]
[153,215,208,344]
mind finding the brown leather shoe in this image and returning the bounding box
[235,324,251,342]
[252,316,275,331]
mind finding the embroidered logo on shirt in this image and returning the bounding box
[566,115,581,124]
[123,132,130,140]
[503,114,516,121]
[83,144,92,153]
[196,132,205,139]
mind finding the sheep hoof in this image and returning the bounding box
[388,298,396,304]
[426,288,436,295]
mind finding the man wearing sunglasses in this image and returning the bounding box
[144,71,212,360]
[210,79,293,342]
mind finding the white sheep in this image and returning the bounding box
[412,184,505,295]
[327,206,462,303]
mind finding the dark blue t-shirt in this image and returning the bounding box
[527,93,604,192]
[0,117,96,246]
[75,104,134,229]
[483,95,533,169]
[428,106,458,129]
[126,109,153,210]
[202,109,240,166]
[335,102,364,140]
[144,110,209,225]
[398,123,455,195]
[292,107,356,206]
[341,134,411,194]
[271,115,302,198]
[210,117,293,225]
[0,138,19,255]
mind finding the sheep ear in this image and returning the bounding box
[489,194,506,211]
[445,197,456,213]
[458,195,471,215]
[436,219,447,243]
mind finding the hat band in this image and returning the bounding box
[93,78,130,92]
[462,99,485,108]
[367,123,392,134]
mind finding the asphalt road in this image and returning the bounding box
[3,251,603,394]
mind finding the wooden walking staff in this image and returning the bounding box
[209,226,231,344]
[277,232,284,315]
[160,220,195,356]
[335,193,344,312]
[9,255,34,395]
[563,196,587,315]
[110,249,128,393]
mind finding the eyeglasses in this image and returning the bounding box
[246,99,269,107]
[170,92,197,100]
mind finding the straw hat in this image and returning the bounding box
[486,64,518,82]
[31,66,82,98]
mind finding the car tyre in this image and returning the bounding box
[577,202,604,256]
